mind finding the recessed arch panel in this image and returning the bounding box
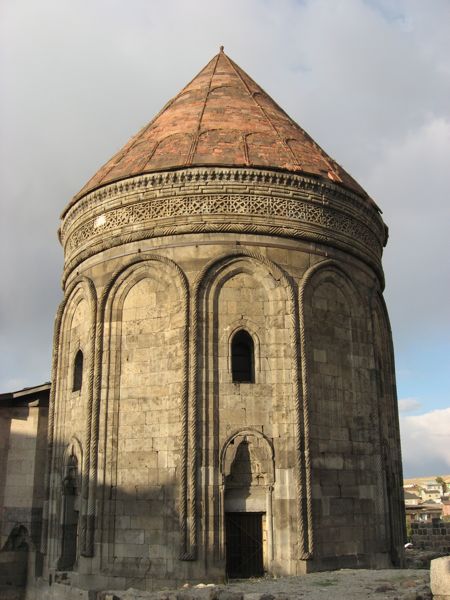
[194,251,301,568]
[302,264,381,563]
[100,257,189,574]
[45,276,97,562]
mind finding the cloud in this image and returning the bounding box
[400,408,450,477]
[398,398,422,413]
[0,0,449,397]
[366,117,450,343]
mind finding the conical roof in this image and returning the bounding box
[75,48,368,200]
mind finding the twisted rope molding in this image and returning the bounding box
[287,279,310,560]
[62,220,384,292]
[192,248,310,561]
[40,297,65,556]
[298,259,337,557]
[367,288,390,556]
[298,259,368,557]
[80,279,98,556]
[86,255,189,559]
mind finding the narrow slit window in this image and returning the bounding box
[73,350,83,392]
[231,330,255,383]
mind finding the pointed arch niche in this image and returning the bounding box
[100,257,189,575]
[58,437,83,571]
[46,277,96,566]
[199,252,292,411]
[221,430,275,576]
[195,251,301,571]
[301,263,382,563]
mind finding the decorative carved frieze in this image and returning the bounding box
[59,168,386,284]
[65,193,380,255]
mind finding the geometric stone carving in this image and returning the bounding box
[59,168,387,288]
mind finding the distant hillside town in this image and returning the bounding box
[403,475,450,526]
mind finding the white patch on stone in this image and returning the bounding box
[94,214,106,228]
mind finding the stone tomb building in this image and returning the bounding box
[40,49,405,592]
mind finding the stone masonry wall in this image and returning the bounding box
[42,156,403,592]
[306,269,389,568]
[0,403,48,550]
[213,265,296,574]
[411,519,450,553]
[45,282,95,569]
[104,265,184,577]
[48,236,402,586]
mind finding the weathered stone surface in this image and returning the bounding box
[430,555,450,599]
[37,50,404,594]
[0,384,49,595]
[411,520,450,554]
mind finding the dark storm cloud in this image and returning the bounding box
[1,1,449,472]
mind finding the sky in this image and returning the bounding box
[0,0,449,478]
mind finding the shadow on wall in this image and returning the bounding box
[2,455,184,590]
[0,387,49,552]
[44,435,184,589]
[0,524,30,588]
[0,398,48,592]
[0,419,187,590]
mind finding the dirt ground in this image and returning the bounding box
[0,563,435,600]
[222,569,431,599]
[101,569,432,600]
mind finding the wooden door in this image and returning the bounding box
[225,512,264,578]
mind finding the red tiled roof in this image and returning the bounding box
[75,48,368,201]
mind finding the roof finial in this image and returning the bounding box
[220,45,224,53]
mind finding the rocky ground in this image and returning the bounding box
[2,551,442,600]
[404,548,447,570]
[100,569,432,600]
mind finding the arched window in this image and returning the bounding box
[73,350,83,392]
[231,330,254,383]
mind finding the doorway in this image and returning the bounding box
[58,453,79,571]
[225,512,264,578]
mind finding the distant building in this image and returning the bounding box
[406,501,442,523]
[403,491,421,507]
[403,483,423,496]
[0,383,49,587]
[403,477,450,527]
[420,481,444,502]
